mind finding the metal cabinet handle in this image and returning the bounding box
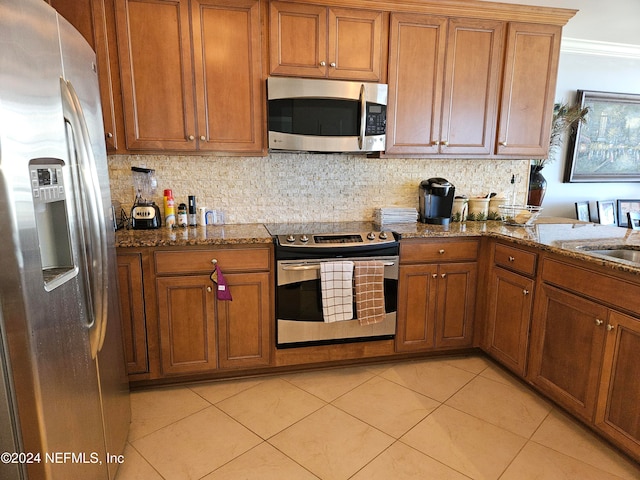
[441,273,447,278]
[106,132,113,138]
[200,135,206,141]
[508,256,515,262]
[606,324,615,331]
[499,141,507,146]
[595,319,604,326]
[432,273,438,278]
[207,286,212,293]
[211,258,218,264]
[438,249,445,254]
[188,135,195,141]
[523,289,529,295]
[320,61,326,66]
[441,140,448,146]
[330,62,336,67]
[432,141,440,146]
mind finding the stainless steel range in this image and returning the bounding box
[265,223,399,348]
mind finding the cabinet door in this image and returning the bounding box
[439,18,503,155]
[496,23,561,156]
[396,264,438,352]
[116,253,148,374]
[529,284,607,422]
[596,311,640,458]
[435,262,477,348]
[115,0,196,150]
[327,7,386,81]
[217,272,271,369]
[192,0,263,152]
[386,13,447,155]
[157,275,217,375]
[50,0,123,152]
[485,267,533,376]
[269,1,327,77]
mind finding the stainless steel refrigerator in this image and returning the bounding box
[0,0,130,478]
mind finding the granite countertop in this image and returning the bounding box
[115,218,640,275]
[115,223,272,247]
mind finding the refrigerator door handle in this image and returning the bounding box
[60,78,109,359]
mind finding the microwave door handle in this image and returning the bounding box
[358,84,366,150]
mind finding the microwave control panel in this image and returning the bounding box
[365,104,386,136]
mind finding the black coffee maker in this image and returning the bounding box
[419,178,455,225]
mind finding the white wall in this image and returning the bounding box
[483,0,640,220]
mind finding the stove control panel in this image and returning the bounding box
[278,231,396,247]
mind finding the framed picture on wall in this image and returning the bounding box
[596,200,617,225]
[575,201,591,222]
[617,199,640,227]
[564,90,640,182]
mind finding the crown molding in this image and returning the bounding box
[561,37,640,59]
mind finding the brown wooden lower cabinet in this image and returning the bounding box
[116,252,148,374]
[595,310,640,456]
[157,275,218,376]
[485,266,534,376]
[396,261,476,352]
[528,283,608,422]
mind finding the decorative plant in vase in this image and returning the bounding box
[528,102,590,206]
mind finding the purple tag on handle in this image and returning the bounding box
[210,264,233,301]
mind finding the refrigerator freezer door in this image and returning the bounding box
[57,16,130,478]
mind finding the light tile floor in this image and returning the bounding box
[115,355,640,480]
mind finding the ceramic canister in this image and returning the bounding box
[467,198,490,220]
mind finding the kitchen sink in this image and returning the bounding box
[586,248,640,263]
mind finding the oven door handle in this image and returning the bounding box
[282,261,395,271]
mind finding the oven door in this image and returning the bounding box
[276,256,398,348]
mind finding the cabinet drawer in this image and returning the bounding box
[155,247,271,275]
[494,243,537,276]
[542,257,640,313]
[400,239,479,263]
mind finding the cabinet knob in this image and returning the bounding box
[606,324,615,331]
[320,61,326,66]
[207,286,212,293]
[438,249,445,254]
[499,141,507,146]
[330,62,336,67]
[508,256,515,262]
[441,140,448,146]
[441,273,447,278]
[188,135,195,141]
[105,132,113,139]
[595,318,604,326]
[432,140,440,146]
[211,259,218,264]
[523,289,529,295]
[200,135,206,141]
[432,273,438,278]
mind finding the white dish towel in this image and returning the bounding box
[320,261,354,322]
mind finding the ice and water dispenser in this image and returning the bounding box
[29,160,75,290]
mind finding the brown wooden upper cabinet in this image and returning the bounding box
[386,14,504,156]
[49,0,123,152]
[496,23,562,157]
[115,0,263,152]
[269,1,387,81]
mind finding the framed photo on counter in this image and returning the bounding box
[617,199,640,227]
[575,201,591,222]
[596,200,617,225]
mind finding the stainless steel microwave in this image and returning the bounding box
[267,77,387,153]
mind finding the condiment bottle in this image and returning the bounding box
[163,189,175,228]
[188,195,197,227]
[177,203,188,227]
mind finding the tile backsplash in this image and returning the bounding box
[108,153,530,224]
